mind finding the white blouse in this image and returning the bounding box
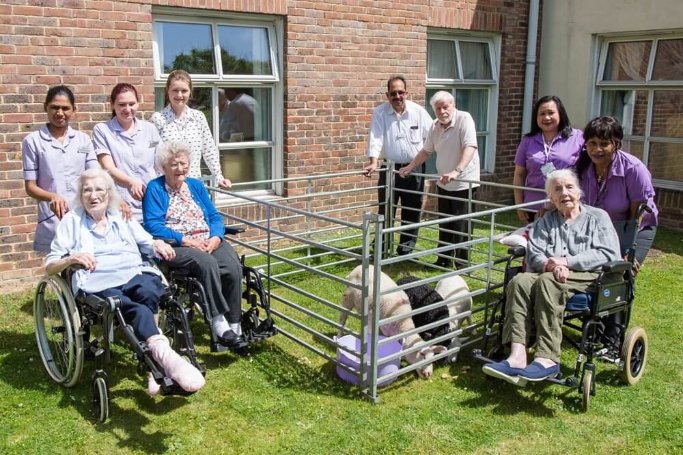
[150,105,224,181]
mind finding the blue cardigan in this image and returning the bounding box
[142,176,224,245]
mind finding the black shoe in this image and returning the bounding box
[434,257,454,268]
[217,330,248,349]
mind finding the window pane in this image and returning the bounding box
[648,142,683,182]
[221,147,272,190]
[427,40,457,79]
[156,22,215,74]
[600,90,648,136]
[459,41,492,80]
[652,39,683,81]
[622,139,644,161]
[219,87,271,143]
[218,25,272,76]
[652,90,683,139]
[602,41,651,81]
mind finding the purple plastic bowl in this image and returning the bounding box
[336,334,402,387]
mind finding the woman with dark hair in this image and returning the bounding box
[150,69,231,189]
[92,83,162,220]
[513,95,584,223]
[22,85,100,252]
[576,116,658,267]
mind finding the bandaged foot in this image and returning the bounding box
[147,372,160,396]
[147,335,205,392]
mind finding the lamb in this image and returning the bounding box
[339,265,445,378]
[397,274,473,364]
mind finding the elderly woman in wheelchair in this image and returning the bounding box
[43,168,205,398]
[142,141,247,351]
[482,169,622,386]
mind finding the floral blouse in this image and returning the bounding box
[165,183,210,240]
[150,105,224,181]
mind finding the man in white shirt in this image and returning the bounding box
[364,76,433,255]
[399,91,479,268]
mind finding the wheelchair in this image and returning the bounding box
[473,209,650,412]
[161,227,277,354]
[33,268,203,422]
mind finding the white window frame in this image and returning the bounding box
[152,8,284,197]
[426,30,501,173]
[594,32,683,191]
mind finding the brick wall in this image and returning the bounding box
[0,0,531,290]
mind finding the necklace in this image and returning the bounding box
[596,167,608,185]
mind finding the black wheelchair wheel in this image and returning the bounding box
[92,374,109,423]
[581,369,593,412]
[621,326,648,385]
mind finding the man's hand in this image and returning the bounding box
[364,159,378,177]
[398,164,414,178]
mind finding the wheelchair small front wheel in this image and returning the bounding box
[581,369,593,412]
[621,326,648,385]
[92,374,109,423]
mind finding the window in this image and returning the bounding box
[153,13,282,193]
[596,35,683,190]
[425,33,500,174]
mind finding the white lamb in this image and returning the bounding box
[434,274,473,363]
[338,265,446,378]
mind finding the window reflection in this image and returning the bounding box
[218,87,271,143]
[460,41,492,80]
[427,40,457,79]
[218,25,272,75]
[157,22,215,74]
[603,41,651,81]
[652,39,683,81]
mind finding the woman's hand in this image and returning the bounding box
[517,209,531,224]
[153,239,176,261]
[544,256,568,272]
[218,178,232,189]
[552,264,569,283]
[128,179,146,201]
[181,236,206,250]
[119,200,132,221]
[49,194,69,219]
[69,252,97,272]
[202,237,221,254]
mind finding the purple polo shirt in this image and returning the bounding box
[580,149,658,230]
[514,128,584,209]
[22,125,99,252]
[92,118,161,220]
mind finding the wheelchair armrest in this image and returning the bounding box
[224,225,245,236]
[507,246,526,258]
[601,260,632,274]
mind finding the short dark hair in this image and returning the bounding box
[526,95,573,139]
[44,85,75,110]
[386,75,407,92]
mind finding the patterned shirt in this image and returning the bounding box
[150,105,225,181]
[164,183,210,240]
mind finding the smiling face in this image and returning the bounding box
[163,153,190,189]
[80,177,109,217]
[548,174,581,213]
[536,100,560,137]
[585,136,617,169]
[386,79,407,113]
[168,79,191,114]
[112,90,138,126]
[45,94,74,131]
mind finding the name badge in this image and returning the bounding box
[149,141,159,148]
[77,146,91,154]
[540,162,556,177]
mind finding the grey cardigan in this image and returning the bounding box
[527,204,621,273]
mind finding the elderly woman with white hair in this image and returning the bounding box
[45,168,205,395]
[483,169,621,384]
[142,141,245,349]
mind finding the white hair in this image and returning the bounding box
[156,140,192,170]
[76,168,121,212]
[545,169,583,198]
[429,90,455,111]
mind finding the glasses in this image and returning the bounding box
[389,90,406,97]
[169,162,189,169]
[82,188,107,197]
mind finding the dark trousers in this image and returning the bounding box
[167,240,242,324]
[377,163,425,254]
[436,186,477,262]
[93,272,165,341]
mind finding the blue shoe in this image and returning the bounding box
[482,361,527,386]
[518,361,560,381]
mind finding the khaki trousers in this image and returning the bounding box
[502,271,600,362]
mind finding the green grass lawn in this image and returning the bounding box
[1,228,681,454]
